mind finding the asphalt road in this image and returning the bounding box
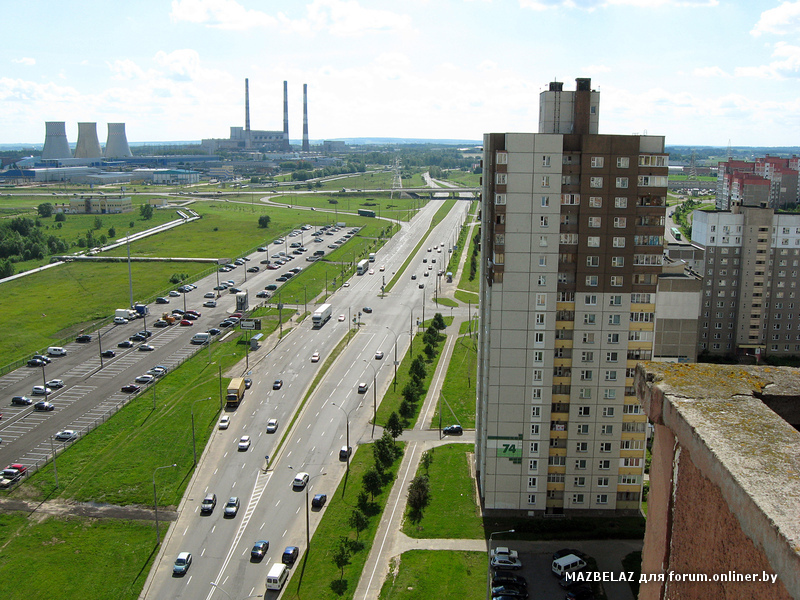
[141,200,469,600]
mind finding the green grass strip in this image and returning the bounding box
[453,290,478,305]
[378,550,486,600]
[436,336,478,428]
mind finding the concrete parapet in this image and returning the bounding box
[636,363,800,599]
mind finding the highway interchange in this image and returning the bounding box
[0,197,469,599]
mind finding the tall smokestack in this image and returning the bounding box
[104,123,132,158]
[302,83,309,152]
[74,122,103,158]
[42,121,72,159]
[283,80,290,151]
[245,78,250,133]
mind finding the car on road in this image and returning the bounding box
[113,316,129,325]
[153,320,169,328]
[491,584,528,598]
[27,358,45,367]
[138,344,155,351]
[339,446,352,460]
[147,366,168,378]
[129,333,146,342]
[54,430,78,441]
[379,265,385,271]
[155,297,170,304]
[46,379,65,389]
[238,435,251,451]
[311,493,327,508]
[311,352,320,362]
[492,575,527,589]
[251,540,269,560]
[273,380,283,390]
[358,382,368,394]
[244,378,252,389]
[203,300,217,308]
[256,290,270,298]
[411,274,417,280]
[168,290,181,297]
[135,374,155,384]
[200,493,217,513]
[179,319,193,327]
[265,283,278,290]
[173,552,192,576]
[34,401,54,411]
[213,284,228,291]
[121,384,140,393]
[224,496,240,517]
[32,385,52,396]
[247,266,259,273]
[375,351,384,360]
[32,354,51,364]
[11,396,32,406]
[443,424,463,436]
[292,472,309,489]
[490,556,523,570]
[76,334,92,343]
[368,269,374,275]
[204,292,215,298]
[218,416,230,429]
[338,314,345,321]
[117,340,134,348]
[419,283,425,288]
[282,546,299,565]
[208,327,221,336]
[266,418,278,433]
[362,306,373,313]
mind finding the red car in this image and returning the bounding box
[180,319,193,326]
[121,384,140,393]
[231,313,243,319]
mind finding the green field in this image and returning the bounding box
[378,550,486,600]
[269,191,427,222]
[457,224,480,294]
[436,335,478,429]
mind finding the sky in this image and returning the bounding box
[3,0,800,147]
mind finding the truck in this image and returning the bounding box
[357,259,369,275]
[368,252,376,262]
[115,308,137,320]
[312,304,332,328]
[226,377,246,408]
[134,303,149,317]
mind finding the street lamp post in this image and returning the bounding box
[363,360,377,438]
[191,397,213,466]
[331,402,358,474]
[487,528,516,599]
[289,467,326,549]
[153,463,178,544]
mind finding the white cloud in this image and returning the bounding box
[154,49,204,82]
[733,42,800,79]
[12,57,35,66]
[302,0,413,36]
[692,65,729,78]
[751,1,800,37]
[170,0,277,30]
[107,59,150,81]
[519,0,717,9]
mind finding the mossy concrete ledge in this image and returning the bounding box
[635,363,800,600]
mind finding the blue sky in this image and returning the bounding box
[3,0,799,146]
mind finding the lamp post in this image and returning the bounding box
[49,435,59,489]
[331,402,358,474]
[289,467,326,549]
[487,528,515,599]
[153,463,178,544]
[363,360,377,438]
[385,326,409,392]
[191,397,213,466]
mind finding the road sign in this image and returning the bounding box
[240,319,256,330]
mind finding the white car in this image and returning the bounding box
[134,374,155,384]
[311,352,320,362]
[203,300,217,308]
[375,351,384,360]
[379,265,385,271]
[292,472,309,489]
[204,292,215,298]
[218,416,231,429]
[338,314,346,322]
[46,379,65,389]
[358,382,368,393]
[169,290,181,297]
[369,269,374,275]
[32,385,52,396]
[113,317,128,325]
[238,435,251,451]
[266,418,278,433]
[55,430,78,441]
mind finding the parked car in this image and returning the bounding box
[339,446,352,460]
[207,328,221,336]
[282,546,299,565]
[375,351,384,360]
[118,340,134,348]
[54,430,78,441]
[76,334,92,343]
[46,379,65,389]
[173,552,192,576]
[11,396,32,406]
[121,384,140,393]
[179,320,193,327]
[490,556,523,570]
[443,424,463,436]
[358,382,368,393]
[311,493,327,508]
[101,350,116,358]
[491,584,528,598]
[135,374,155,384]
[155,297,170,304]
[311,352,320,362]
[138,344,155,351]
[31,385,52,396]
[27,358,45,367]
[251,540,269,560]
[362,306,373,313]
[492,575,527,589]
[203,300,217,308]
[34,401,55,411]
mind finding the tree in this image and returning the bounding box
[331,537,351,580]
[139,203,154,220]
[362,467,383,500]
[407,475,430,513]
[37,203,53,218]
[348,508,368,541]
[373,430,398,470]
[401,379,422,405]
[258,215,271,228]
[420,449,433,474]
[410,356,427,381]
[432,312,446,331]
[54,212,66,222]
[0,258,14,278]
[385,412,403,438]
[93,216,103,230]
[399,399,414,419]
[424,342,435,360]
[108,226,116,238]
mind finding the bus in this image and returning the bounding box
[671,227,682,241]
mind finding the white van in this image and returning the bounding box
[191,332,210,345]
[552,554,587,578]
[47,347,67,357]
[266,563,289,590]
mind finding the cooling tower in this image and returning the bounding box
[74,122,103,158]
[104,123,132,158]
[302,84,309,152]
[42,121,72,159]
[283,80,290,151]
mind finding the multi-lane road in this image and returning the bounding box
[0,197,469,599]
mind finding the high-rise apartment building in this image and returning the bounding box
[717,156,800,210]
[476,78,667,515]
[693,206,800,359]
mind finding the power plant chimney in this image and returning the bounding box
[245,78,251,149]
[42,121,72,160]
[302,83,309,152]
[104,123,132,158]
[74,122,103,158]
[283,80,290,151]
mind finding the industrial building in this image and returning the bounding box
[476,78,667,515]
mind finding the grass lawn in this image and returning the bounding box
[403,444,483,539]
[441,171,481,187]
[378,550,486,600]
[283,441,405,600]
[458,318,479,336]
[0,515,157,600]
[454,290,479,305]
[433,297,458,307]
[457,224,480,294]
[274,190,424,222]
[436,336,478,428]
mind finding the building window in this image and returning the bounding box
[536,293,547,306]
[578,406,591,416]
[539,236,548,247]
[591,156,604,168]
[528,477,538,489]
[589,196,602,208]
[605,370,617,381]
[542,155,551,167]
[612,256,624,267]
[597,477,610,487]
[601,425,614,435]
[575,459,587,470]
[533,350,544,362]
[617,157,630,168]
[579,388,592,399]
[583,333,595,344]
[599,442,612,452]
[495,173,507,185]
[530,442,539,454]
[496,152,508,164]
[531,406,541,418]
[598,460,611,470]
[576,442,588,453]
[535,332,545,343]
[615,196,628,208]
[609,295,622,306]
[613,237,626,248]
[590,176,603,188]
[538,275,546,285]
[596,494,609,504]
[603,388,616,399]
[541,175,550,188]
[574,476,586,487]
[539,256,547,267]
[540,216,549,228]
[584,314,596,325]
[610,276,623,287]
[603,407,615,417]
[577,424,589,434]
[585,294,597,306]
[531,424,540,436]
[587,256,599,267]
[581,351,594,362]
[616,177,629,188]
[541,196,550,207]
[536,313,546,326]
[532,388,542,400]
[589,216,601,228]
[580,370,593,381]
[494,194,506,205]
[572,493,585,504]
[608,333,620,344]
[533,369,543,381]
[586,275,598,287]
[614,217,627,228]
[527,494,536,505]
[606,351,618,362]
[587,236,600,247]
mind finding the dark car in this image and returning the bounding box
[362,306,373,314]
[251,540,269,560]
[76,334,92,343]
[491,586,528,598]
[553,548,588,560]
[11,396,32,406]
[565,586,595,600]
[129,333,146,342]
[224,496,240,517]
[138,330,153,338]
[34,401,55,411]
[32,354,51,364]
[492,575,527,589]
[244,378,252,389]
[443,424,463,436]
[27,358,45,367]
[200,493,217,513]
[101,349,116,358]
[311,493,327,508]
[282,546,299,565]
[118,340,134,348]
[219,320,234,328]
[247,266,259,273]
[155,297,170,304]
[121,384,140,393]
[276,276,288,282]
[207,328,221,336]
[273,380,283,390]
